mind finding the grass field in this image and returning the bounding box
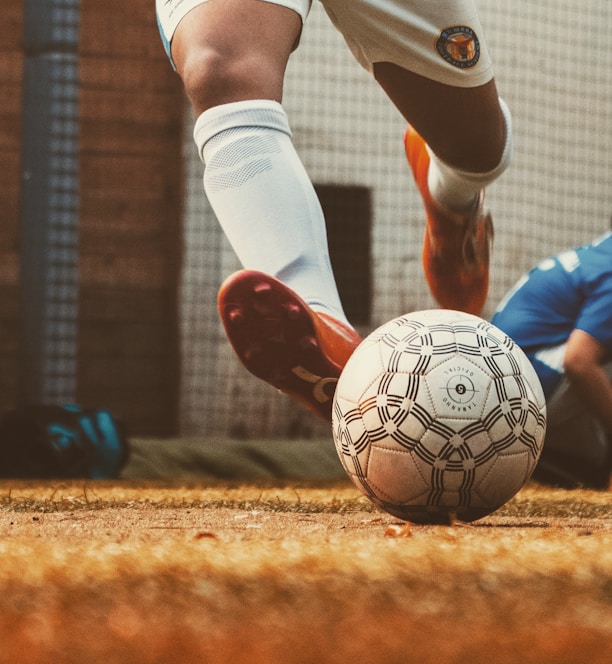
[0,479,610,663]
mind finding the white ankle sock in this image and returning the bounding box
[427,97,513,213]
[194,100,350,326]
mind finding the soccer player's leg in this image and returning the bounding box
[218,270,362,421]
[533,416,612,491]
[403,123,494,316]
[161,1,359,417]
[375,64,512,315]
[319,0,513,315]
[533,370,612,490]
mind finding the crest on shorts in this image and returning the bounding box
[436,26,480,69]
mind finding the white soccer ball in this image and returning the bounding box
[332,309,547,524]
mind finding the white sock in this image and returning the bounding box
[194,100,350,326]
[427,97,513,212]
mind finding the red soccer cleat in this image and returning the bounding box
[218,270,362,421]
[404,125,493,315]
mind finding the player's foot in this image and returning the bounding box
[404,125,494,315]
[218,270,362,421]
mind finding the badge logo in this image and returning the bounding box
[436,26,480,69]
[444,373,477,406]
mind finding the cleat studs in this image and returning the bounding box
[227,307,245,324]
[253,281,273,296]
[299,335,319,352]
[284,303,301,320]
[243,345,262,362]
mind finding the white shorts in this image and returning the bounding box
[156,0,494,87]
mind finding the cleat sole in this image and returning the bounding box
[218,270,361,420]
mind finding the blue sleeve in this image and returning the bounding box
[575,275,612,351]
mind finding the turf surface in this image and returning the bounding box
[0,480,610,663]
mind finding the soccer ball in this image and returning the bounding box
[332,309,547,524]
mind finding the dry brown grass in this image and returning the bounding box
[0,480,610,663]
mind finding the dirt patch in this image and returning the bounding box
[0,481,610,663]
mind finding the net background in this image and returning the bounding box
[180,0,612,438]
[20,1,80,405]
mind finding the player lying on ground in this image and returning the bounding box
[156,0,513,421]
[492,223,612,490]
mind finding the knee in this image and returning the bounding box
[179,46,283,114]
[179,46,236,111]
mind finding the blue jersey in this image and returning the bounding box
[492,230,612,397]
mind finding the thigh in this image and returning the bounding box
[157,0,310,68]
[547,377,590,426]
[544,378,608,458]
[320,0,504,170]
[162,0,307,110]
[374,67,505,171]
[547,360,612,429]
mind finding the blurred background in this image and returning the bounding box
[2,0,611,442]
